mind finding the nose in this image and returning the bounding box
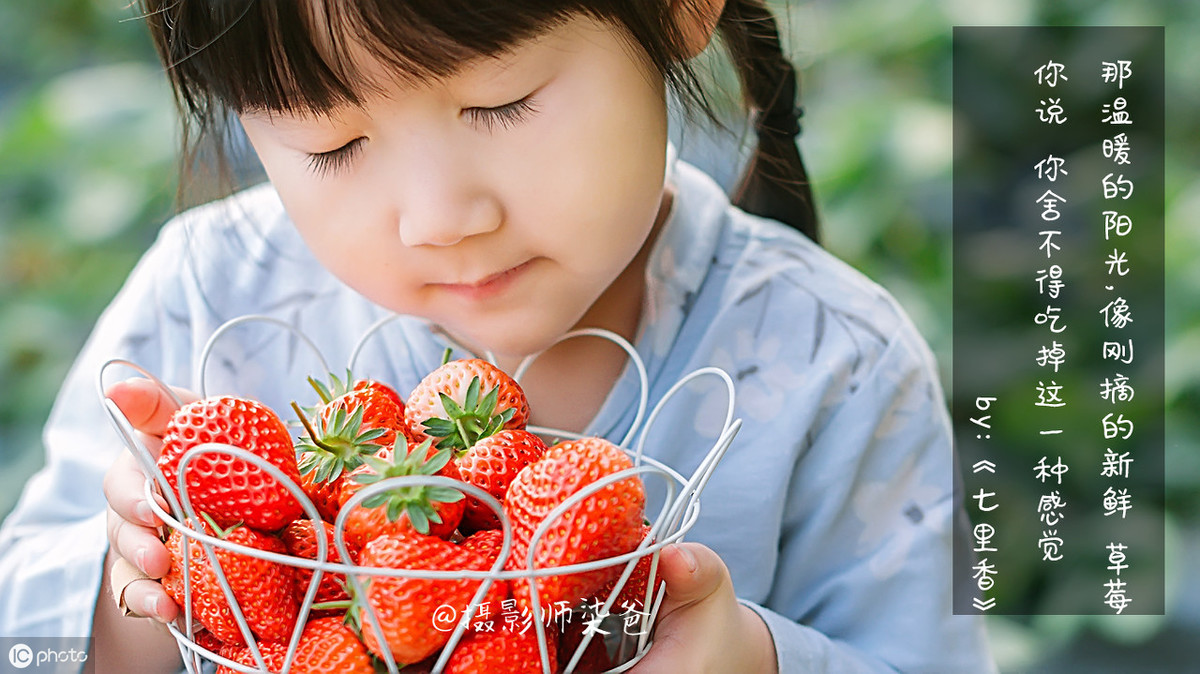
[396,156,503,248]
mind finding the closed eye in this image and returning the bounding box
[306,137,366,176]
[464,96,539,132]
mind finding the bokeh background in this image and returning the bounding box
[1,1,1196,671]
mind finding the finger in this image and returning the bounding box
[105,378,198,437]
[107,506,173,578]
[121,577,180,623]
[104,450,169,531]
[654,543,728,613]
[627,628,694,673]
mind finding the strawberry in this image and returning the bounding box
[293,402,389,523]
[190,627,225,655]
[353,377,405,414]
[455,429,548,533]
[216,616,375,674]
[297,468,345,523]
[353,532,510,665]
[292,376,407,524]
[555,612,614,674]
[309,372,409,452]
[405,356,530,450]
[445,622,559,674]
[162,517,299,646]
[157,396,303,532]
[458,529,508,568]
[280,519,359,612]
[339,441,465,547]
[503,437,645,616]
[593,524,656,611]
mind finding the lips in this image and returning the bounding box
[437,259,535,300]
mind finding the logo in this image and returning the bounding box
[1,640,89,670]
[7,644,33,669]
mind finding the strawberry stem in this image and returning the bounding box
[199,511,230,538]
[441,347,453,365]
[310,600,353,612]
[291,401,337,454]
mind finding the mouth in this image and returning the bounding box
[437,259,535,300]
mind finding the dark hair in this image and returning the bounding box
[139,0,818,243]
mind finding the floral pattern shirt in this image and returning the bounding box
[0,154,995,672]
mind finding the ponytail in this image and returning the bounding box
[717,0,819,243]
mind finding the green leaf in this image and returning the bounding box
[428,486,465,503]
[439,393,465,418]
[464,377,481,412]
[407,505,430,534]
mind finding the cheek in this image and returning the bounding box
[266,170,415,309]
[505,80,667,270]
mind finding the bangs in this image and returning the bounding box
[159,0,590,116]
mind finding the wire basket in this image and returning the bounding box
[98,315,741,674]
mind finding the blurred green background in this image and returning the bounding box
[1,0,1196,671]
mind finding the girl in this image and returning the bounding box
[0,0,995,672]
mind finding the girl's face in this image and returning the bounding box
[240,15,670,359]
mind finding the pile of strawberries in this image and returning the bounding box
[153,355,654,674]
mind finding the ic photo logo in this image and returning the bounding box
[7,644,33,669]
[4,641,88,671]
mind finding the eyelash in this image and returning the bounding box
[306,137,365,176]
[304,96,538,177]
[465,96,539,132]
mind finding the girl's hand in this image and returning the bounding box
[630,543,779,674]
[101,378,196,623]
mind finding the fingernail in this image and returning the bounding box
[135,548,148,574]
[675,544,698,573]
[142,594,159,619]
[135,500,155,526]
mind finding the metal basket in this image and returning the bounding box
[98,315,741,674]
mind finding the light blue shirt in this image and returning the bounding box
[0,156,995,673]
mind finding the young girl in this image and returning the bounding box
[0,0,995,672]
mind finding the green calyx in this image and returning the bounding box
[292,401,386,485]
[309,370,357,404]
[296,370,356,421]
[421,376,516,452]
[352,439,464,535]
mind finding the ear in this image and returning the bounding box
[671,0,727,59]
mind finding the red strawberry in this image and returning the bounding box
[445,622,559,674]
[280,519,359,611]
[298,468,345,523]
[455,429,548,533]
[292,377,406,523]
[309,372,409,452]
[593,525,656,611]
[458,529,508,567]
[216,616,375,674]
[353,532,510,665]
[339,441,465,547]
[157,396,303,532]
[555,612,614,674]
[162,517,299,646]
[503,437,645,616]
[355,378,405,411]
[189,627,225,655]
[405,356,529,450]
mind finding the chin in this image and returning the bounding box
[440,316,569,364]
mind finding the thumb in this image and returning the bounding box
[105,377,198,437]
[655,542,728,612]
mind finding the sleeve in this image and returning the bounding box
[744,323,997,673]
[0,219,199,639]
